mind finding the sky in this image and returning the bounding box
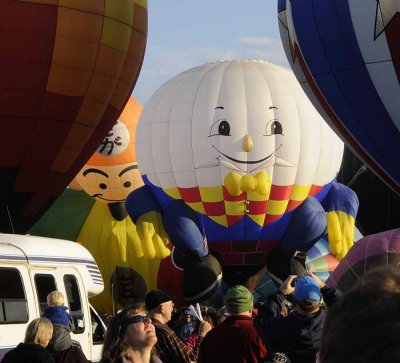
[132,0,289,106]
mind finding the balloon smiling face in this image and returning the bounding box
[137,61,343,226]
[75,97,144,203]
[203,101,299,197]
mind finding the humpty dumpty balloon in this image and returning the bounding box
[126,60,358,302]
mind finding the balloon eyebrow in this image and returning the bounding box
[215,106,224,110]
[119,165,138,177]
[83,168,109,178]
[269,106,278,110]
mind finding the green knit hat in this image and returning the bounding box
[224,285,254,314]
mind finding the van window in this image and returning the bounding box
[90,305,105,344]
[34,274,57,314]
[64,274,84,334]
[0,268,29,324]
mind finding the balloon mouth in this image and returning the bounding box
[195,144,296,173]
[209,144,295,172]
[212,144,281,165]
[92,194,126,202]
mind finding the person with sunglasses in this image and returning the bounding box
[101,303,160,363]
[145,289,212,363]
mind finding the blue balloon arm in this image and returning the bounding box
[162,200,208,257]
[125,185,163,224]
[322,182,359,217]
[279,197,327,254]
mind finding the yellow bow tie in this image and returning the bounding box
[224,171,272,197]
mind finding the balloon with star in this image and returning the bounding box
[126,60,359,303]
[278,0,400,194]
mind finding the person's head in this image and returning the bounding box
[320,267,400,363]
[47,290,65,307]
[102,303,157,363]
[224,285,254,316]
[24,318,53,348]
[184,311,192,323]
[202,314,215,329]
[294,276,321,313]
[145,289,174,324]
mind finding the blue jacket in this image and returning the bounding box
[254,286,342,363]
[42,306,72,328]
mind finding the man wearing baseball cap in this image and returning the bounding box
[254,273,342,363]
[146,289,211,363]
[199,285,267,363]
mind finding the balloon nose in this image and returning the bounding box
[242,135,253,152]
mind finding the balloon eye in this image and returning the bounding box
[265,120,283,136]
[218,120,230,136]
[210,120,231,137]
[99,183,107,190]
[123,181,132,188]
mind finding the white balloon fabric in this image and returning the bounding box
[136,60,343,229]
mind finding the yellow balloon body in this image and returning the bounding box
[73,97,167,314]
[77,201,161,314]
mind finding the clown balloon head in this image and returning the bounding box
[75,96,144,203]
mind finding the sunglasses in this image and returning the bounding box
[125,315,152,325]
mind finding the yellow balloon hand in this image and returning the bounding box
[135,211,171,260]
[327,211,355,261]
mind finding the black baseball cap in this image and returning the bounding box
[145,289,174,311]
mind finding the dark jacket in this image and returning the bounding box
[254,286,342,363]
[49,345,91,363]
[47,325,72,351]
[1,343,55,363]
[199,315,267,363]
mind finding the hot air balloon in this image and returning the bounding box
[30,97,170,315]
[126,60,359,303]
[253,235,340,300]
[0,0,147,233]
[278,0,400,194]
[327,229,400,294]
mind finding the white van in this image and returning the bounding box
[0,234,107,361]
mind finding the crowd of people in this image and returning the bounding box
[3,267,400,363]
[1,291,90,363]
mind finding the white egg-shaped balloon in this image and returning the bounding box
[136,60,343,233]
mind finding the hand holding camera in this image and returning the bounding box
[280,275,298,296]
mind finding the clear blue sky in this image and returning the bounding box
[132,0,289,105]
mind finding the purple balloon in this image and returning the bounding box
[327,229,400,293]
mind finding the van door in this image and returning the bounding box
[63,272,92,359]
[29,268,91,359]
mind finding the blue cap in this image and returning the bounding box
[294,276,321,303]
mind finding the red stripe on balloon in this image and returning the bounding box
[384,14,400,83]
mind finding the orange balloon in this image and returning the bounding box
[75,97,144,203]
